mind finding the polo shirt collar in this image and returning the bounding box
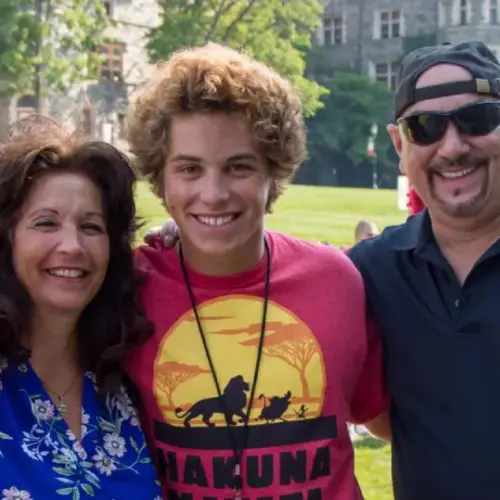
[388,209,433,253]
[388,208,500,265]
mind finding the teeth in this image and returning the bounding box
[440,167,475,179]
[196,215,235,227]
[48,269,84,278]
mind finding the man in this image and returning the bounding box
[349,40,500,499]
[354,221,379,244]
[125,43,389,500]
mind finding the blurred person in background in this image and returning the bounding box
[340,220,379,253]
[407,186,425,214]
[354,220,379,244]
[7,114,72,143]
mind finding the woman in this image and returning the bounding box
[0,130,161,499]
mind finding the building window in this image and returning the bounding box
[322,16,345,45]
[98,43,124,82]
[376,10,402,39]
[102,0,113,16]
[375,62,399,90]
[459,0,469,24]
[490,0,499,24]
[438,1,446,26]
[16,94,36,120]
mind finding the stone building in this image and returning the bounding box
[2,1,498,143]
[316,0,500,90]
[0,0,160,147]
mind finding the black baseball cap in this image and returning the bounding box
[395,40,500,119]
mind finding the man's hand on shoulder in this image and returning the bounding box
[143,220,179,248]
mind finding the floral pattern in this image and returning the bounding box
[0,359,162,499]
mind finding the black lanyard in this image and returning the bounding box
[179,239,270,499]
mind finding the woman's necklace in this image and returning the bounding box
[40,371,81,415]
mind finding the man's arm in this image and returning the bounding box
[363,411,391,442]
[348,311,391,441]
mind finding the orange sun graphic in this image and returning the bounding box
[153,295,326,428]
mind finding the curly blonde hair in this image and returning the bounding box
[125,43,306,211]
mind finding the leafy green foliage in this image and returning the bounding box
[308,70,393,165]
[0,0,108,96]
[147,0,328,116]
[301,52,398,187]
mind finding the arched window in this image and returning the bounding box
[16,94,36,120]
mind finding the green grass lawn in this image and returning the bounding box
[354,437,393,500]
[136,182,403,499]
[136,182,406,247]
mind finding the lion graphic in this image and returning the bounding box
[174,375,250,427]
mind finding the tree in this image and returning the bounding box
[147,0,328,117]
[209,320,319,399]
[156,361,211,409]
[0,0,108,102]
[302,55,397,187]
[240,322,318,399]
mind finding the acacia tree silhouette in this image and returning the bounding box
[156,361,211,408]
[212,321,319,399]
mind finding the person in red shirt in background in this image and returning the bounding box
[407,186,425,214]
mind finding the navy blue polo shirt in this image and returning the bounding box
[348,210,500,500]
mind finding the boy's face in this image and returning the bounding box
[162,111,272,268]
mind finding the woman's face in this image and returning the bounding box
[12,172,110,317]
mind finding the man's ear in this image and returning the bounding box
[387,123,406,175]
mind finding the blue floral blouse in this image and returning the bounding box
[0,356,162,500]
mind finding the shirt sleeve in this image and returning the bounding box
[348,313,389,424]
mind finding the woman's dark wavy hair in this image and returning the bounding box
[0,121,153,393]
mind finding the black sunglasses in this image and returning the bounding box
[397,100,500,145]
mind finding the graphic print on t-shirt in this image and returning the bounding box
[152,295,337,500]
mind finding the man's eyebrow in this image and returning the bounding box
[169,154,203,162]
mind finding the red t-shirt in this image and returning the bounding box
[127,232,387,500]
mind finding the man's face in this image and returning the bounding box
[388,64,500,223]
[162,112,271,262]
